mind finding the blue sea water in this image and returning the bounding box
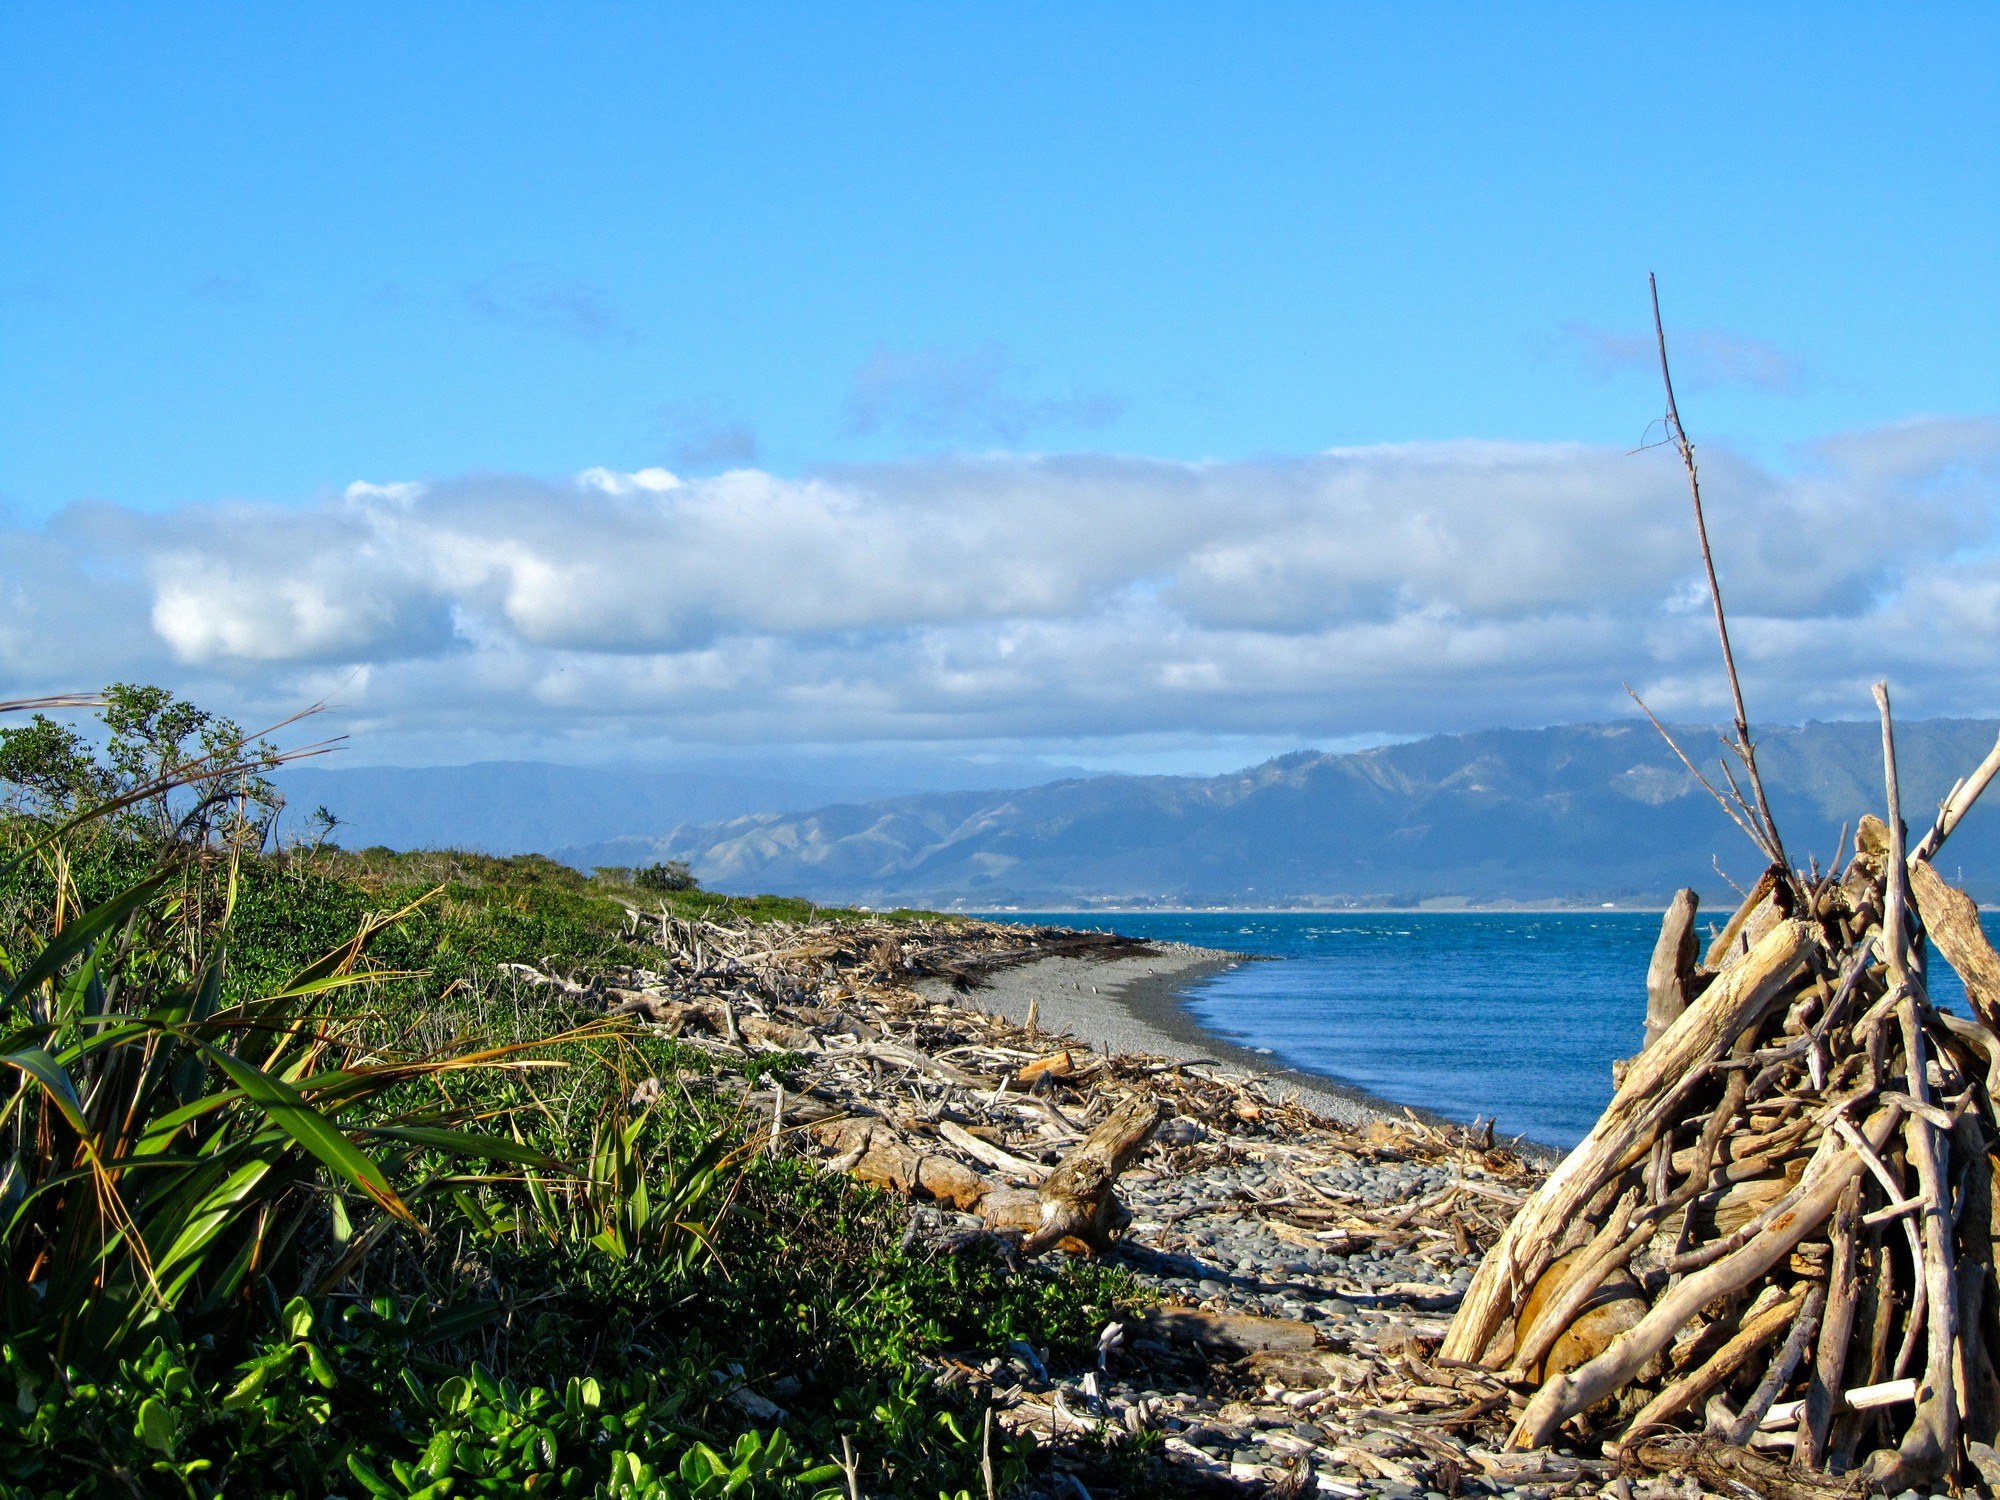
[988,911,2000,1151]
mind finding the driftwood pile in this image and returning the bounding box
[1445,712,2000,1494]
[579,918,1185,1255]
[576,913,1530,1265]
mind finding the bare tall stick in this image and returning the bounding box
[1649,273,1788,873]
[1913,726,2000,865]
[1875,682,1915,988]
[1869,680,1960,1487]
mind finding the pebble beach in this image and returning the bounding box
[632,913,1796,1497]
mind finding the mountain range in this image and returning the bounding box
[272,752,1085,857]
[555,719,2000,909]
[277,720,2000,909]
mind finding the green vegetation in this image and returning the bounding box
[635,860,700,894]
[0,690,1135,1498]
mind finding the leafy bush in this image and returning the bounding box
[0,819,548,1373]
[636,861,700,894]
[0,1302,851,1498]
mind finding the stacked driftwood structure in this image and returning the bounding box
[1442,706,2000,1493]
[1439,282,2000,1494]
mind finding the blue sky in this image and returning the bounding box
[1,5,1997,772]
[6,3,1995,508]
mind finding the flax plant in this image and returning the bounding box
[0,703,551,1371]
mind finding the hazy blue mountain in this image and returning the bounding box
[574,720,2000,909]
[273,753,1091,857]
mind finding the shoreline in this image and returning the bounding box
[958,904,1671,915]
[926,941,1538,1147]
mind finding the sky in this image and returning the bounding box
[2,4,1997,774]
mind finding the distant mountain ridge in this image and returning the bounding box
[272,754,1091,857]
[558,720,2000,908]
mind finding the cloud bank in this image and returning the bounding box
[7,419,1999,755]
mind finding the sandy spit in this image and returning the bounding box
[917,941,1427,1133]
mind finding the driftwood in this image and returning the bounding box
[812,1117,990,1211]
[810,1092,1159,1257]
[567,852,1557,1492]
[1020,1092,1161,1255]
[1910,858,2000,1030]
[1645,887,1700,1047]
[1449,690,2000,1489]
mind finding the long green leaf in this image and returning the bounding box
[152,1159,274,1299]
[5,872,169,1009]
[189,1039,414,1223]
[0,1047,90,1136]
[351,1124,558,1168]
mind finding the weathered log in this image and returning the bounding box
[1444,919,1814,1364]
[1795,1178,1861,1467]
[1018,1092,1161,1256]
[1645,889,1700,1048]
[812,1118,990,1212]
[1509,1196,1648,1381]
[1705,868,1779,971]
[1909,859,2000,1031]
[1914,726,2000,864]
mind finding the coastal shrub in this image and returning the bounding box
[0,810,554,1374]
[0,1309,851,1499]
[0,684,282,844]
[636,860,700,894]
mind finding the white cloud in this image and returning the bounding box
[2,418,1997,755]
[577,467,683,495]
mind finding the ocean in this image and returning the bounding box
[989,911,2000,1150]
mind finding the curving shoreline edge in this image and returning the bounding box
[920,939,1556,1155]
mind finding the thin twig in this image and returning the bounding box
[1650,273,1788,873]
[1626,684,1769,854]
